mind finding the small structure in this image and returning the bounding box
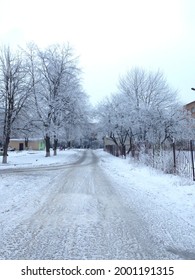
[103,136,131,157]
[185,101,195,118]
[9,138,45,151]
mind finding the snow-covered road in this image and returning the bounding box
[0,149,195,259]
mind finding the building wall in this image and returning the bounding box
[9,139,45,151]
[185,101,195,118]
[103,136,131,156]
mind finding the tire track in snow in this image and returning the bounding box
[0,149,179,259]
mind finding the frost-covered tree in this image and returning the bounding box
[25,43,90,156]
[118,68,178,143]
[119,68,177,109]
[98,95,130,156]
[97,67,195,158]
[0,46,31,163]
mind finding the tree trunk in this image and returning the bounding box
[45,134,50,157]
[2,137,9,164]
[122,144,126,159]
[2,154,8,164]
[53,136,58,156]
[25,137,29,150]
[46,151,50,157]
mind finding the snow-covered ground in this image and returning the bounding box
[0,149,82,236]
[0,149,195,259]
[98,150,195,259]
[97,150,195,227]
[0,149,80,169]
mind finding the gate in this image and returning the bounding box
[163,140,195,180]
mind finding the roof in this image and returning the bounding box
[10,138,44,142]
[185,100,195,107]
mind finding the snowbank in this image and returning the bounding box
[96,150,195,227]
[0,149,80,169]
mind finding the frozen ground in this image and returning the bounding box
[0,149,80,169]
[0,149,195,260]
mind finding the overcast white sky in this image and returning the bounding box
[0,0,195,105]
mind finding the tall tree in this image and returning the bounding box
[118,68,179,144]
[25,43,89,156]
[0,46,30,163]
[97,67,195,158]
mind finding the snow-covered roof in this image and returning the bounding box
[10,138,44,142]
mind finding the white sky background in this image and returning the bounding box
[0,0,195,105]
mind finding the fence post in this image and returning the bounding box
[190,140,195,181]
[172,139,176,174]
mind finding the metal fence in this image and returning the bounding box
[105,140,195,180]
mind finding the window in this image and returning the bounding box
[191,107,195,113]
